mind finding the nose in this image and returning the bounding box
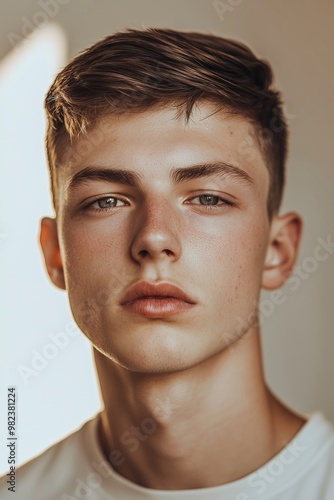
[130,197,182,264]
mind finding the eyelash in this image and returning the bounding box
[185,194,234,211]
[84,196,127,214]
[84,194,235,214]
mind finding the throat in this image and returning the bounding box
[93,333,305,490]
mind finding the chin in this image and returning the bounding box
[92,327,208,375]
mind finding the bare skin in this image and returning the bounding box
[40,102,306,490]
[95,333,305,489]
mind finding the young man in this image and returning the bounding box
[1,27,333,499]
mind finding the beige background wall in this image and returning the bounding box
[1,0,333,463]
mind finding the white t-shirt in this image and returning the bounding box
[1,412,334,499]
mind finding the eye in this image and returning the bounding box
[189,194,234,210]
[85,196,127,213]
[96,197,120,208]
[196,194,220,206]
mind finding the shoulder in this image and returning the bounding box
[303,413,334,498]
[0,413,101,500]
[247,412,334,500]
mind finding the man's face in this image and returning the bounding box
[54,103,270,373]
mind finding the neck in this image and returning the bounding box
[94,328,305,490]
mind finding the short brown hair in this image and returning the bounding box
[45,27,287,217]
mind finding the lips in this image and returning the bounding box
[119,281,196,318]
[119,281,196,306]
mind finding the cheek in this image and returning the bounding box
[203,218,268,310]
[198,212,267,271]
[58,222,131,327]
[60,230,94,326]
[61,220,127,278]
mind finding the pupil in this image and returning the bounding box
[201,195,218,205]
[99,197,115,208]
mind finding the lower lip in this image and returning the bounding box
[122,297,195,318]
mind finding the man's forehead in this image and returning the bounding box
[58,104,265,174]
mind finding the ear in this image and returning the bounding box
[39,217,66,290]
[262,212,303,290]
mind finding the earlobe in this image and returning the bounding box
[39,217,66,290]
[262,212,303,291]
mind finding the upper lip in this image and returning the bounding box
[120,281,196,305]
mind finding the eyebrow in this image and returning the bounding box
[171,162,254,186]
[67,161,254,192]
[68,166,141,191]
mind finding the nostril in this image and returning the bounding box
[137,248,173,257]
[139,250,149,257]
